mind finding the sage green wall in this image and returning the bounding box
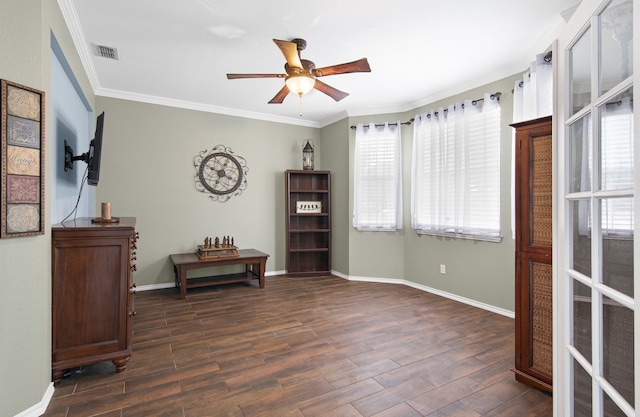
[0,10,47,414]
[346,75,521,312]
[95,96,320,286]
[0,1,96,416]
[319,118,350,273]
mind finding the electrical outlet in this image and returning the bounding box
[440,264,446,274]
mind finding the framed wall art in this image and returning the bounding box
[296,200,322,213]
[1,79,45,238]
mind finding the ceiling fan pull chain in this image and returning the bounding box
[299,95,304,117]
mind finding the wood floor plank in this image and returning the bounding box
[459,376,531,414]
[370,402,424,417]
[124,360,221,394]
[351,376,435,416]
[468,358,517,387]
[297,378,385,416]
[70,381,180,416]
[420,401,482,417]
[239,378,335,417]
[43,275,552,417]
[279,358,358,389]
[327,358,401,389]
[224,358,310,391]
[406,375,486,415]
[425,356,494,387]
[481,389,553,416]
[373,356,446,389]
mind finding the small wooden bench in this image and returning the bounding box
[170,249,269,299]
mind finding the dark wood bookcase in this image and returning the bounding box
[285,170,331,276]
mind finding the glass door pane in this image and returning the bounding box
[600,0,633,95]
[599,90,634,193]
[604,391,627,417]
[570,115,593,194]
[574,358,593,416]
[571,27,593,116]
[573,279,593,361]
[601,197,634,298]
[571,198,592,277]
[602,295,635,407]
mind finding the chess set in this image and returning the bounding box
[197,235,238,259]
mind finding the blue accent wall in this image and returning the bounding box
[50,32,95,222]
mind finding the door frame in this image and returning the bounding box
[553,0,638,415]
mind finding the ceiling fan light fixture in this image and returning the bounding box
[285,74,315,96]
[226,38,370,104]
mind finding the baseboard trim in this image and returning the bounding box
[136,270,513,319]
[15,382,54,417]
[331,270,514,319]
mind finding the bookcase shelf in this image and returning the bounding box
[285,170,331,277]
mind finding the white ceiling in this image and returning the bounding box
[59,0,581,127]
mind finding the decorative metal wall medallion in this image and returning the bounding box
[194,145,248,202]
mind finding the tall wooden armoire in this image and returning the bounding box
[511,116,553,393]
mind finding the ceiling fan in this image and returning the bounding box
[226,38,371,104]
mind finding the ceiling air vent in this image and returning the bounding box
[93,44,119,60]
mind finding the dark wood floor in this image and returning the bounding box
[43,275,552,417]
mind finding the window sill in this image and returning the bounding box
[415,229,503,243]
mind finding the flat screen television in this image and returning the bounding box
[87,112,104,185]
[64,111,105,186]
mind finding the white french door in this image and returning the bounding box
[555,0,638,416]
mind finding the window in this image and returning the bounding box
[353,122,403,231]
[576,95,634,238]
[600,96,634,237]
[411,93,501,241]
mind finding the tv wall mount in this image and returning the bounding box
[63,140,89,171]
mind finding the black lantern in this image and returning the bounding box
[302,140,314,170]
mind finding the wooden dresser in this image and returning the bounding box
[51,217,138,384]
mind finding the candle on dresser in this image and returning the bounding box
[101,202,112,220]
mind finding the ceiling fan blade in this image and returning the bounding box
[314,79,349,101]
[273,39,303,69]
[268,85,290,104]
[312,58,371,77]
[227,73,285,79]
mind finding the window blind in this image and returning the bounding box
[353,122,403,231]
[411,93,502,241]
